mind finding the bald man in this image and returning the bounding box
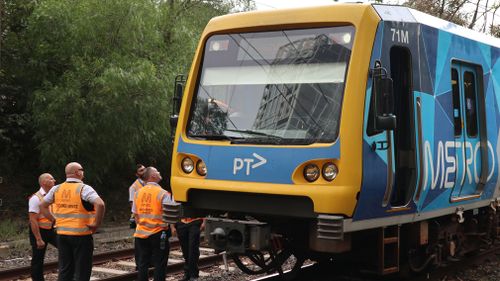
[28,173,57,281]
[41,162,105,281]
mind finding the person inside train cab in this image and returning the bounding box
[28,173,58,281]
[40,162,105,281]
[133,166,174,281]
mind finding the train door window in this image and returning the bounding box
[389,46,415,207]
[450,61,485,198]
[463,71,478,137]
[451,68,462,137]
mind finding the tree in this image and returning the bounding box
[27,0,236,186]
[0,0,39,177]
[403,0,500,37]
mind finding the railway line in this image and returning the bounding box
[246,242,500,281]
[0,238,227,281]
[1,226,498,281]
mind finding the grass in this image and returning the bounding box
[0,218,28,243]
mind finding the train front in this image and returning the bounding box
[169,3,380,274]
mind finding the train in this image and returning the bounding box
[166,3,500,277]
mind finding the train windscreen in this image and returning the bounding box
[187,26,354,145]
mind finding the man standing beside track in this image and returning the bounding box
[133,166,174,281]
[174,217,206,281]
[129,164,146,229]
[41,162,105,281]
[28,173,58,281]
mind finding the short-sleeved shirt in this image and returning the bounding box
[131,182,174,213]
[28,187,47,214]
[128,178,145,202]
[43,178,100,205]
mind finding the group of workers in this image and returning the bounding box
[28,162,204,281]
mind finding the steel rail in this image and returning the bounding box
[97,253,223,281]
[0,240,180,281]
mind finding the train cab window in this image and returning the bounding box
[463,71,478,137]
[451,68,462,137]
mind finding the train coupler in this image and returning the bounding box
[205,217,270,254]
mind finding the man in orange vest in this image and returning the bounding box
[129,164,146,228]
[40,162,105,281]
[28,173,57,281]
[173,217,206,281]
[133,166,173,281]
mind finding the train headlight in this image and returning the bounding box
[196,160,207,176]
[322,162,338,181]
[303,164,320,182]
[181,157,194,174]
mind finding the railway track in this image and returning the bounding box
[247,243,500,281]
[0,239,226,281]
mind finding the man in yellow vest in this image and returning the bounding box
[28,173,57,281]
[133,166,173,281]
[173,217,206,281]
[40,162,105,281]
[129,164,146,228]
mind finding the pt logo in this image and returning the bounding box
[233,153,267,175]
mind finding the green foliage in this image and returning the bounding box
[1,0,239,195]
[0,218,27,242]
[0,0,39,176]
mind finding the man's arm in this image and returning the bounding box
[87,197,105,233]
[40,200,55,222]
[29,213,45,249]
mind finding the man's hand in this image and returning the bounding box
[86,222,99,234]
[170,225,177,237]
[36,238,46,249]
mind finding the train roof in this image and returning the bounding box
[204,3,500,49]
[372,4,500,49]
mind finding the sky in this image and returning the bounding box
[252,0,498,32]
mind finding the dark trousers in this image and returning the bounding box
[135,230,171,281]
[29,227,58,281]
[176,220,202,279]
[57,234,94,281]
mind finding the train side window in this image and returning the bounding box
[463,71,478,137]
[451,68,462,137]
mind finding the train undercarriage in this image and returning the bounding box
[172,200,500,278]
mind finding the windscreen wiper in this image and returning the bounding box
[189,134,236,141]
[225,129,285,144]
[225,129,284,139]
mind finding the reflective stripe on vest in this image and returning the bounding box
[134,184,169,238]
[180,217,202,224]
[53,182,95,236]
[32,192,53,230]
[132,179,144,192]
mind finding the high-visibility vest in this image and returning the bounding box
[53,182,95,236]
[134,184,169,238]
[180,217,202,224]
[132,179,144,192]
[31,192,53,230]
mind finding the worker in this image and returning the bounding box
[174,217,206,281]
[129,164,146,228]
[40,162,105,281]
[28,173,58,281]
[133,166,174,281]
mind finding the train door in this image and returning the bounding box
[451,63,482,199]
[388,46,419,207]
